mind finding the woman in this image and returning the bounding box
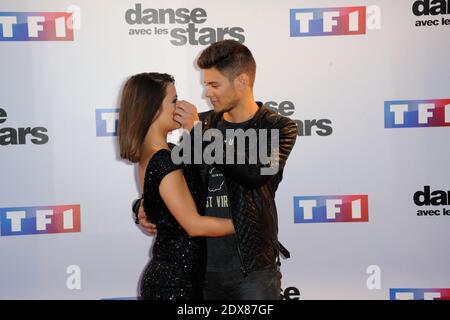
[118,72,234,300]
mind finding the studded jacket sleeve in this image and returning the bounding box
[215,114,298,190]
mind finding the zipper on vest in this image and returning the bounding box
[227,179,248,277]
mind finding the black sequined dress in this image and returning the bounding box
[140,148,206,300]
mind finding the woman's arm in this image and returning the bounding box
[159,169,235,237]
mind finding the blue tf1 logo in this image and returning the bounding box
[290,6,381,37]
[390,288,450,300]
[0,205,81,236]
[290,6,366,37]
[385,99,450,128]
[0,12,74,41]
[293,195,369,223]
[96,108,119,136]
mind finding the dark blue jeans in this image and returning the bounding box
[203,264,282,300]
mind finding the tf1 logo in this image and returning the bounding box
[96,108,119,136]
[385,99,450,128]
[290,6,381,37]
[0,205,81,236]
[0,12,74,41]
[390,288,450,300]
[293,195,369,223]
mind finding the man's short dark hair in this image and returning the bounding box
[197,40,256,87]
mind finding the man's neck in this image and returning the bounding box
[223,97,259,123]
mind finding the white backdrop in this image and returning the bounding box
[1,0,449,300]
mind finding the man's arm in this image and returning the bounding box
[215,117,298,189]
[132,198,157,235]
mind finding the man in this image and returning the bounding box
[135,40,297,299]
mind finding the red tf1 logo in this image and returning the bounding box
[0,12,74,41]
[0,205,80,236]
[385,99,450,128]
[294,195,369,223]
[390,288,450,300]
[290,5,381,37]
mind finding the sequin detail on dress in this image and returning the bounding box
[140,149,205,300]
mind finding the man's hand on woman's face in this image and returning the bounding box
[174,100,199,132]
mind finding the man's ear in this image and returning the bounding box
[235,73,249,90]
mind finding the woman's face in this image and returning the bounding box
[156,83,181,132]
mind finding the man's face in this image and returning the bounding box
[203,67,240,113]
